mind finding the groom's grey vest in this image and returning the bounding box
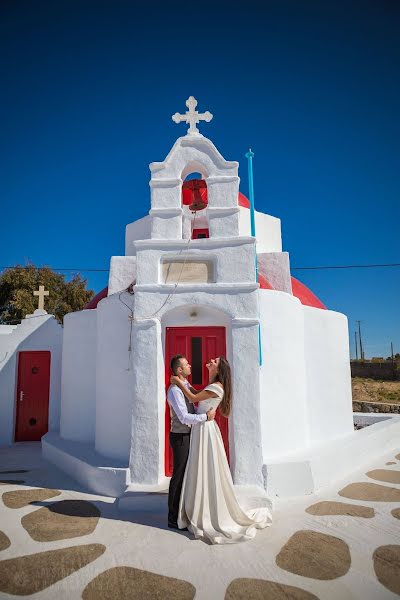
[168,385,194,434]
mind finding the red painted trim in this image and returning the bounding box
[84,286,108,309]
[192,228,209,239]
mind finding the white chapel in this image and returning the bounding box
[40,97,357,499]
[6,97,394,501]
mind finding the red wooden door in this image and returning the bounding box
[165,326,228,476]
[15,351,51,442]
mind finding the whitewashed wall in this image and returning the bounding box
[0,314,62,446]
[125,215,151,256]
[303,306,353,443]
[60,310,97,443]
[239,207,282,252]
[95,294,135,461]
[258,291,309,460]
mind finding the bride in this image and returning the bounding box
[170,356,272,545]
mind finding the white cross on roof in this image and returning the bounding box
[172,96,213,136]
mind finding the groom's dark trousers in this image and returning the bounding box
[168,431,191,526]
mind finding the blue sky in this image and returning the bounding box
[1,0,399,358]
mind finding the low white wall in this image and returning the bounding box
[0,314,62,446]
[125,215,151,256]
[239,208,282,253]
[95,294,135,461]
[259,290,309,460]
[303,306,353,443]
[60,310,97,443]
[0,325,17,334]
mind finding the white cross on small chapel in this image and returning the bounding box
[33,285,49,310]
[172,96,213,136]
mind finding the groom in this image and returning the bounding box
[167,354,216,529]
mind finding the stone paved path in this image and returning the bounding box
[0,442,399,599]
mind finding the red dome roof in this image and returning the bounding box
[182,179,250,208]
[290,277,326,309]
[84,286,108,309]
[258,273,326,309]
[258,273,274,290]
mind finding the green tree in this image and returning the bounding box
[0,263,95,325]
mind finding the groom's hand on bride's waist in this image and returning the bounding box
[206,408,216,421]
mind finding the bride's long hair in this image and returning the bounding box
[213,356,232,418]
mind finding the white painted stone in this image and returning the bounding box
[60,310,97,443]
[239,207,282,252]
[259,291,308,460]
[125,215,151,256]
[171,96,213,137]
[95,293,135,461]
[258,252,292,293]
[0,325,18,334]
[264,413,400,496]
[108,256,137,295]
[42,431,129,497]
[303,306,354,444]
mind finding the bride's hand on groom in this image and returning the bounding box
[207,408,216,421]
[170,375,180,385]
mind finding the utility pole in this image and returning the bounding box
[356,321,364,361]
[391,341,394,362]
[355,331,359,360]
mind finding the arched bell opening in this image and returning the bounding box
[181,170,210,240]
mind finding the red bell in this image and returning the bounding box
[182,179,207,212]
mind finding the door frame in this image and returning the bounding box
[164,326,228,476]
[15,350,51,442]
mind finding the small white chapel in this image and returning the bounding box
[40,96,357,499]
[5,97,396,501]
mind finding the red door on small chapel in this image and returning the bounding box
[165,326,229,476]
[15,351,51,442]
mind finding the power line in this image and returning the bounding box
[1,263,399,273]
[292,263,400,270]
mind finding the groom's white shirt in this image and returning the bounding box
[167,379,207,427]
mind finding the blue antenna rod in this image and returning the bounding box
[245,148,263,365]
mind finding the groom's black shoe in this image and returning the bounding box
[168,522,188,531]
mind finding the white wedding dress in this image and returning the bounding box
[177,383,273,544]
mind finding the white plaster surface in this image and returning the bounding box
[125,215,151,255]
[95,294,135,462]
[303,305,354,444]
[60,310,97,443]
[239,207,282,252]
[42,431,128,497]
[108,255,136,295]
[264,413,400,497]
[258,290,309,460]
[0,325,18,334]
[134,236,256,285]
[258,251,292,293]
[0,313,62,447]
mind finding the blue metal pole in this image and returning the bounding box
[245,148,262,365]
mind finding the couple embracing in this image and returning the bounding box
[166,354,272,545]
